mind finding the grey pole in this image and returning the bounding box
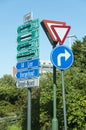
[52,44,58,130]
[27,88,31,130]
[23,12,33,130]
[61,70,67,130]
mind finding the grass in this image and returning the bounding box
[7,124,21,130]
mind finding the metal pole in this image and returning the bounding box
[61,70,67,130]
[23,12,33,130]
[52,44,58,130]
[27,88,31,130]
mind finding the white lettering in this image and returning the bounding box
[21,63,24,68]
[20,72,28,78]
[27,62,33,68]
[28,71,34,78]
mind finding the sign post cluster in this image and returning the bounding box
[16,18,40,87]
[41,19,74,130]
[15,13,40,130]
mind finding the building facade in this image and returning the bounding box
[40,60,53,73]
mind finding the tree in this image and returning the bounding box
[72,36,86,72]
[0,75,27,129]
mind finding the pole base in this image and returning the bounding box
[52,118,58,130]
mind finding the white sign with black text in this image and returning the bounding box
[16,78,39,88]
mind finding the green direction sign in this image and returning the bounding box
[17,28,39,43]
[17,37,39,52]
[17,48,39,61]
[17,19,39,34]
[16,18,40,62]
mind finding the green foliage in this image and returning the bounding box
[7,124,21,130]
[0,101,16,117]
[0,75,15,86]
[0,74,27,129]
[66,86,86,128]
[72,36,86,71]
[39,73,53,130]
[0,119,8,130]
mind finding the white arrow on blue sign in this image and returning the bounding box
[16,68,39,79]
[50,45,74,70]
[16,58,39,70]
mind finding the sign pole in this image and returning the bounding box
[24,12,33,130]
[27,88,31,130]
[52,44,58,130]
[61,70,67,130]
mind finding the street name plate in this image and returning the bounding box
[16,58,39,70]
[17,38,39,52]
[23,12,33,23]
[17,48,39,61]
[16,78,39,88]
[16,68,39,79]
[18,18,39,33]
[17,28,39,43]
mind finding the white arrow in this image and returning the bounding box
[57,49,71,66]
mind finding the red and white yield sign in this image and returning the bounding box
[41,19,71,45]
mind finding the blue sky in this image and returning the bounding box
[0,0,86,77]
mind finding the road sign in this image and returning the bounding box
[16,58,39,70]
[41,19,66,45]
[17,48,39,61]
[17,19,39,33]
[16,78,39,88]
[50,46,74,70]
[17,38,39,52]
[23,12,33,23]
[16,68,39,79]
[51,25,71,45]
[17,28,39,43]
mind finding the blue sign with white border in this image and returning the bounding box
[16,68,39,79]
[50,45,74,70]
[16,58,39,70]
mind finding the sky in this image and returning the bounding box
[0,0,86,78]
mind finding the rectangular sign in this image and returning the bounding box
[17,19,39,34]
[16,58,40,70]
[17,28,39,43]
[23,12,33,23]
[17,48,39,61]
[16,68,39,79]
[16,78,39,88]
[17,38,39,52]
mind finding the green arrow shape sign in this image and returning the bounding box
[17,48,39,61]
[17,28,39,43]
[17,19,39,34]
[17,38,39,52]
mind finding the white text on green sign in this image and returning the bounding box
[17,38,39,52]
[17,19,39,34]
[17,28,39,43]
[17,48,39,61]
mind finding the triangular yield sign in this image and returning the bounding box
[41,20,66,45]
[51,25,71,45]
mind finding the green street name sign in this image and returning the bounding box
[17,28,39,43]
[17,19,39,34]
[17,48,39,61]
[17,37,39,52]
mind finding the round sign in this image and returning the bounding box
[50,45,74,70]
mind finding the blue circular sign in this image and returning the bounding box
[50,45,74,70]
